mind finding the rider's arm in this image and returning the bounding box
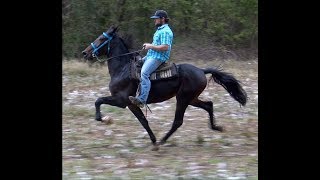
[143,43,169,51]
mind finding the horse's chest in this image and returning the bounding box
[109,79,131,94]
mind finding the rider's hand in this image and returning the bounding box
[143,43,153,50]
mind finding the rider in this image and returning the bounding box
[129,10,174,108]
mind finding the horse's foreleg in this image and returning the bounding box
[190,99,223,132]
[95,96,127,121]
[127,105,157,145]
[159,101,188,145]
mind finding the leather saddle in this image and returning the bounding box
[130,55,178,81]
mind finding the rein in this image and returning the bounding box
[95,48,145,63]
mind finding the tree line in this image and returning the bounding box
[63,0,257,59]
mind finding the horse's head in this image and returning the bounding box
[82,25,119,61]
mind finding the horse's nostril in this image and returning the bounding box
[82,51,87,56]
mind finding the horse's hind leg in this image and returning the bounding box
[190,99,223,132]
[128,104,157,145]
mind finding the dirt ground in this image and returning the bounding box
[63,58,258,179]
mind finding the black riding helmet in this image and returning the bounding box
[150,10,169,19]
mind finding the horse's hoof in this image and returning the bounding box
[151,145,160,151]
[102,116,114,124]
[212,125,224,132]
[158,141,166,145]
[95,112,103,121]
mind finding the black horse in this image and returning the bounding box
[82,26,247,149]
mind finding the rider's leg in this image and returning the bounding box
[137,58,163,104]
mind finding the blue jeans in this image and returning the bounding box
[137,57,163,103]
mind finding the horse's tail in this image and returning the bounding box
[203,67,247,106]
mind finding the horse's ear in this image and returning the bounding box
[107,25,119,34]
[114,25,119,33]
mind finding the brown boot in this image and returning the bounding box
[128,96,144,108]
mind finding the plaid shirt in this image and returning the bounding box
[146,24,173,62]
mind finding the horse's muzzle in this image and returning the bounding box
[82,51,91,60]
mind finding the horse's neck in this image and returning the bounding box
[107,58,130,77]
[108,48,130,78]
[107,38,131,78]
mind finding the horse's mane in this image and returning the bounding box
[117,33,133,51]
[115,34,139,61]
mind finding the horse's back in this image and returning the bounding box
[177,63,207,84]
[147,63,207,103]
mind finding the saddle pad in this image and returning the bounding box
[130,61,178,81]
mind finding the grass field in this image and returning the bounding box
[63,58,258,179]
